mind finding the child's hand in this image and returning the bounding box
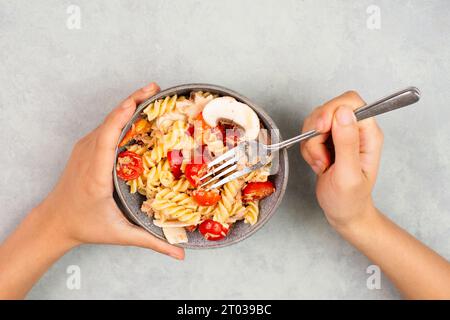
[39,82,184,260]
[300,91,384,229]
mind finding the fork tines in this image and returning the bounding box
[199,142,266,190]
[199,147,239,189]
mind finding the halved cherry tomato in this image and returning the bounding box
[198,219,229,241]
[167,150,183,179]
[242,181,275,202]
[116,151,143,181]
[193,188,221,206]
[119,118,151,147]
[184,163,207,187]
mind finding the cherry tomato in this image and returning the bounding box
[167,150,183,179]
[119,118,151,147]
[198,219,229,241]
[187,124,195,137]
[116,151,143,181]
[242,181,275,202]
[195,112,210,130]
[193,188,221,206]
[184,163,207,187]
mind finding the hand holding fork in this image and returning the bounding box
[200,87,421,189]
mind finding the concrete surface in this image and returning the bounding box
[1,0,449,299]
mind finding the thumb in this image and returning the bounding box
[331,106,361,182]
[121,223,185,260]
[99,82,160,153]
[92,83,160,180]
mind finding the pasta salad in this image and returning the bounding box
[116,91,276,244]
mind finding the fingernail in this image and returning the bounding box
[142,82,156,92]
[169,252,183,260]
[336,107,356,126]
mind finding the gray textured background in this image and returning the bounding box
[1,0,449,299]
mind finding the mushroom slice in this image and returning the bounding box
[161,227,188,244]
[202,97,260,140]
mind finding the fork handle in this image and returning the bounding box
[354,86,420,121]
[266,87,421,151]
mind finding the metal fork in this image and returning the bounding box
[200,87,421,189]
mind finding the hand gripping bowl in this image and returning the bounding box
[113,84,289,248]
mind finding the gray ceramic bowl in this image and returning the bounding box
[113,84,289,249]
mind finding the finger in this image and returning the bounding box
[124,82,161,109]
[319,90,366,132]
[301,91,366,176]
[331,106,362,183]
[358,118,384,183]
[100,82,160,151]
[323,90,366,113]
[328,91,382,182]
[301,107,331,173]
[329,91,382,183]
[302,105,329,135]
[301,137,331,175]
[122,224,185,260]
[304,91,365,135]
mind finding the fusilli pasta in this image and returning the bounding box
[214,179,243,224]
[151,189,201,225]
[170,177,192,193]
[143,94,178,121]
[143,143,165,167]
[244,201,259,225]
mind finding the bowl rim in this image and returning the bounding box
[113,83,289,249]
